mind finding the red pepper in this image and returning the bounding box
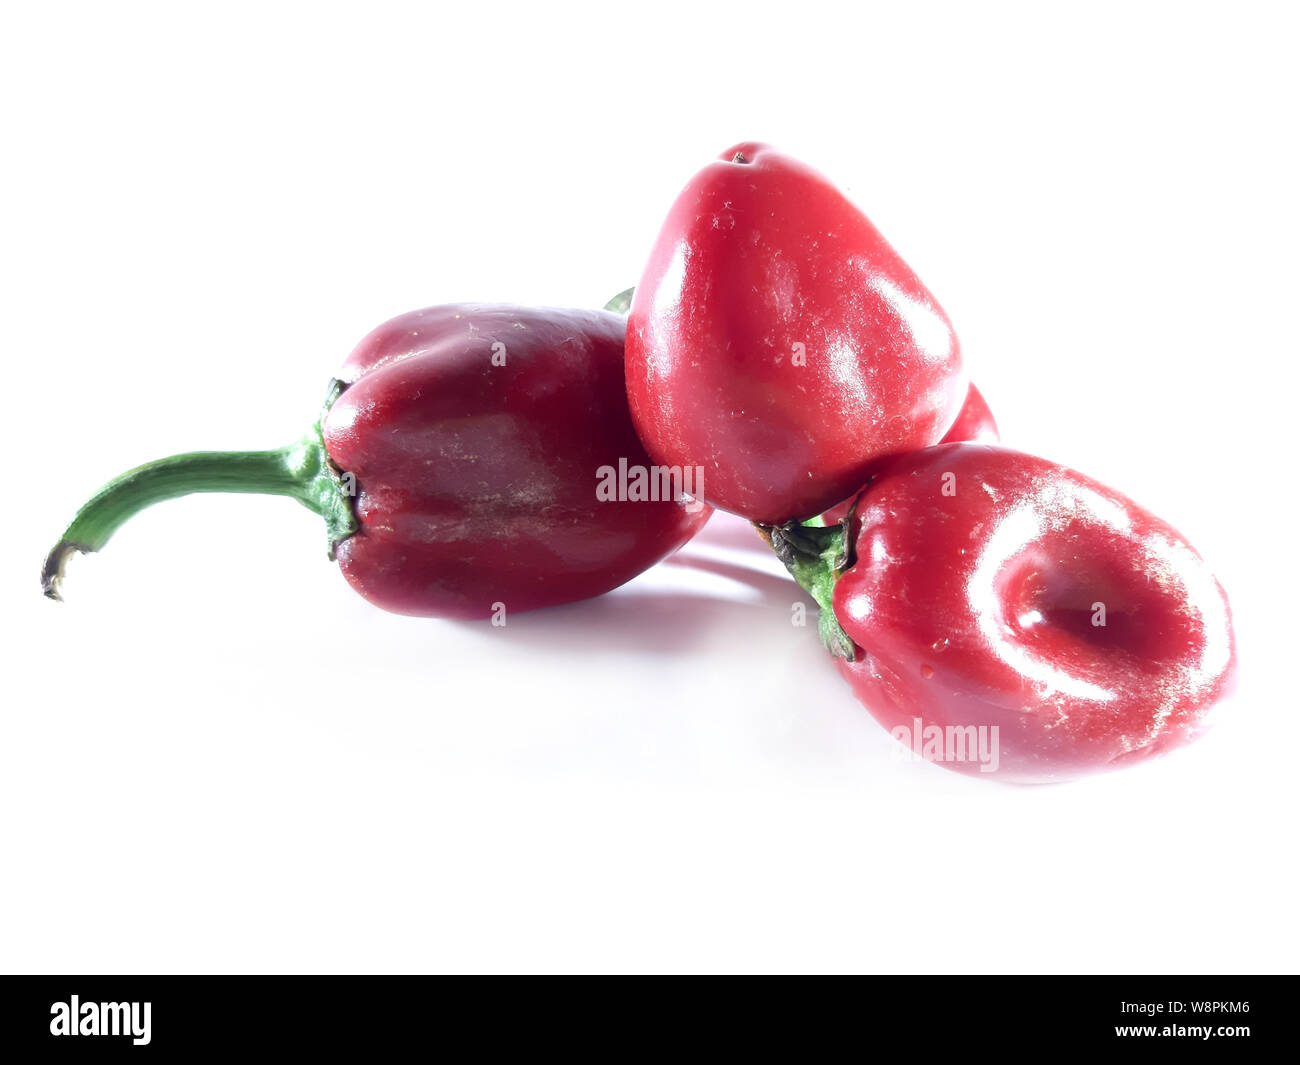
[765,444,1236,782]
[625,142,967,524]
[935,382,999,447]
[43,304,711,618]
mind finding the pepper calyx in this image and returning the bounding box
[756,505,859,661]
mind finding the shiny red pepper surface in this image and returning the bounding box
[625,142,967,524]
[830,444,1236,783]
[322,304,711,618]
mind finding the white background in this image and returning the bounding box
[2,1,1296,974]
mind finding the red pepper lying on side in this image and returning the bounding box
[764,444,1236,783]
[625,142,968,524]
[43,304,711,618]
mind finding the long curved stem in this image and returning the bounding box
[42,383,357,599]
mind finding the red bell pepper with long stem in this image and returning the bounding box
[43,304,711,618]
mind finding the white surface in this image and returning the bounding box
[2,1,1296,974]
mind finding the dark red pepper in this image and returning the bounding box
[625,142,968,524]
[43,304,711,618]
[766,443,1236,782]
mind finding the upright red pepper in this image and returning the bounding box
[625,142,968,523]
[766,444,1236,782]
[43,304,711,618]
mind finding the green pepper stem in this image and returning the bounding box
[755,516,858,662]
[42,382,357,600]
